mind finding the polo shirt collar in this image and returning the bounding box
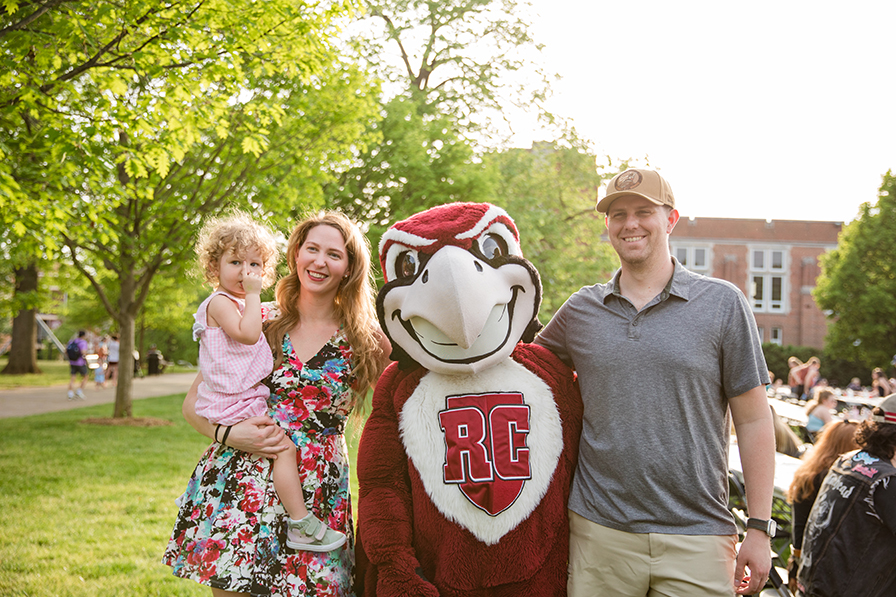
[603,257,691,304]
[667,257,691,301]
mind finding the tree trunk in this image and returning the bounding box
[138,310,145,366]
[113,274,136,418]
[1,263,41,375]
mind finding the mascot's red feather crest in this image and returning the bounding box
[379,203,520,277]
[357,202,583,597]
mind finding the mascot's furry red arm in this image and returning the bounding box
[357,203,583,597]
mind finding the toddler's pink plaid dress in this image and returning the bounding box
[193,290,273,425]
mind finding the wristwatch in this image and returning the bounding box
[746,517,777,538]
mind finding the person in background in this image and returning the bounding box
[535,168,775,597]
[66,330,89,400]
[785,419,859,592]
[147,344,166,376]
[796,395,896,596]
[804,388,839,436]
[93,359,106,389]
[97,336,108,367]
[872,367,893,397]
[788,356,807,398]
[846,377,863,392]
[802,357,822,400]
[94,336,108,389]
[106,334,120,385]
[771,406,803,458]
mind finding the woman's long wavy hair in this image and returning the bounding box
[264,211,383,412]
[787,419,859,503]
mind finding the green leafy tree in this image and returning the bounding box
[61,63,377,418]
[60,258,206,364]
[481,140,621,315]
[329,0,559,246]
[327,92,492,234]
[0,142,72,373]
[2,1,378,416]
[360,0,553,137]
[134,271,207,365]
[1,0,357,196]
[814,171,896,370]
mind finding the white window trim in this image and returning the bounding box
[748,245,790,314]
[670,242,712,273]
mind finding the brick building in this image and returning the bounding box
[669,217,842,349]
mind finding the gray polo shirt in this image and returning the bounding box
[536,258,769,535]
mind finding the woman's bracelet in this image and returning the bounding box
[220,425,233,447]
[214,424,222,443]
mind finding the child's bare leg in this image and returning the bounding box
[271,437,309,521]
[274,437,347,552]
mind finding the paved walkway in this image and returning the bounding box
[0,372,197,418]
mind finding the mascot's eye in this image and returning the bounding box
[395,250,419,279]
[479,234,508,261]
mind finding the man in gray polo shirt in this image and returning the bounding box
[536,168,776,596]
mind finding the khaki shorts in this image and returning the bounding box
[568,510,737,597]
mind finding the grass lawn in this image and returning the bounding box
[0,359,73,389]
[0,393,364,596]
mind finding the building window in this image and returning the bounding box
[770,327,783,346]
[671,244,711,273]
[750,247,788,313]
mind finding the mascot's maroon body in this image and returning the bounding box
[357,203,583,597]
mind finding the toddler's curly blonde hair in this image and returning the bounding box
[195,212,280,289]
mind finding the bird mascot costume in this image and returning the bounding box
[356,202,583,597]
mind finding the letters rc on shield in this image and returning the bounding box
[438,392,532,516]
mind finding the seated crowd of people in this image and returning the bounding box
[764,357,896,596]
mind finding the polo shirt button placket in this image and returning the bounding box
[628,317,641,340]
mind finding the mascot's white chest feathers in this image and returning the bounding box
[398,358,563,545]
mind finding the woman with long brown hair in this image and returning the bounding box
[796,397,896,596]
[785,419,858,590]
[165,211,390,597]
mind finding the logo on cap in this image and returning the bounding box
[615,170,642,191]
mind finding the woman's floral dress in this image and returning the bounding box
[164,328,357,596]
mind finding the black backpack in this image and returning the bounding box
[66,340,83,361]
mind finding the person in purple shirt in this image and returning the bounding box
[67,330,89,400]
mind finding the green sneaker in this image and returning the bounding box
[287,514,347,552]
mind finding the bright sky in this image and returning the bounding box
[516,0,896,223]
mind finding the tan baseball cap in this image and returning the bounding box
[596,168,675,213]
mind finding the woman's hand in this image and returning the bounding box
[223,416,289,457]
[183,372,288,458]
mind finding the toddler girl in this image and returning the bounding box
[191,213,346,552]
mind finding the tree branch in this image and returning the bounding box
[62,235,122,325]
[371,9,418,84]
[0,0,69,39]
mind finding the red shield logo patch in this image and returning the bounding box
[438,392,531,516]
